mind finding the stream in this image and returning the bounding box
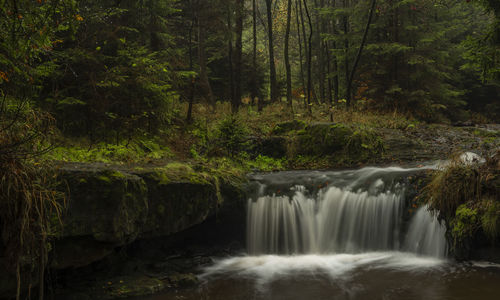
[138,166,500,300]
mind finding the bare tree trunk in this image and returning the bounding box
[298,0,309,108]
[227,7,235,111]
[285,0,293,114]
[326,42,333,105]
[330,9,340,105]
[197,18,215,110]
[187,8,195,122]
[265,0,278,103]
[234,0,243,113]
[315,0,325,103]
[342,0,349,104]
[303,0,313,114]
[296,0,307,109]
[346,0,377,107]
[251,0,258,107]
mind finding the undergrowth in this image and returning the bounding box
[422,151,500,256]
[0,102,65,300]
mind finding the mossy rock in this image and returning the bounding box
[247,136,288,158]
[271,120,306,135]
[295,123,353,156]
[137,168,219,238]
[58,167,149,244]
[290,123,384,163]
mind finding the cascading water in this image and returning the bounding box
[195,166,458,299]
[146,164,500,300]
[246,166,448,258]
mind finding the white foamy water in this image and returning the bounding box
[247,167,448,257]
[404,206,448,257]
[201,252,446,286]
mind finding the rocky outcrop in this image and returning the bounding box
[0,162,247,299]
[264,121,499,166]
[51,163,245,269]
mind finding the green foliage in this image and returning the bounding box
[246,155,285,172]
[37,0,180,139]
[213,115,249,157]
[358,0,494,119]
[424,152,500,254]
[46,140,172,163]
[481,199,500,241]
[451,204,479,246]
[345,126,385,160]
[0,0,78,94]
[423,159,480,220]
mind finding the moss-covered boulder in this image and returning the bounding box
[271,120,306,135]
[422,151,500,260]
[289,123,384,163]
[247,136,288,158]
[58,166,149,244]
[132,162,244,238]
[50,165,149,269]
[139,172,218,238]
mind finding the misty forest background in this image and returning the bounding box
[1,0,499,152]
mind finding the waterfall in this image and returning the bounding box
[404,205,448,257]
[246,167,448,258]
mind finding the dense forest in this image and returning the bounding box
[1,0,499,142]
[0,1,499,299]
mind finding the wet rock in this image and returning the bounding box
[58,166,149,244]
[43,166,149,271]
[138,169,218,238]
[56,275,167,300]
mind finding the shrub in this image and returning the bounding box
[213,115,249,157]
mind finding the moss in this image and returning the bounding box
[481,199,500,241]
[423,151,500,257]
[422,161,480,220]
[469,128,500,138]
[150,162,211,185]
[272,120,307,135]
[157,204,165,215]
[290,123,384,164]
[451,204,479,246]
[97,175,112,183]
[109,170,126,179]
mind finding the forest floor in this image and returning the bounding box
[43,102,500,172]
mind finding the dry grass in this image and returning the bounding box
[181,100,418,137]
[422,155,481,220]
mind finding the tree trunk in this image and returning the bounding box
[346,0,377,107]
[296,0,307,108]
[285,0,293,113]
[343,0,349,104]
[303,0,313,114]
[315,0,326,104]
[251,0,258,107]
[187,10,195,122]
[197,18,215,109]
[330,14,340,104]
[227,7,235,112]
[234,0,243,113]
[265,0,278,103]
[326,41,333,105]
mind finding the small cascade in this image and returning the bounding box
[246,167,448,258]
[404,205,448,257]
